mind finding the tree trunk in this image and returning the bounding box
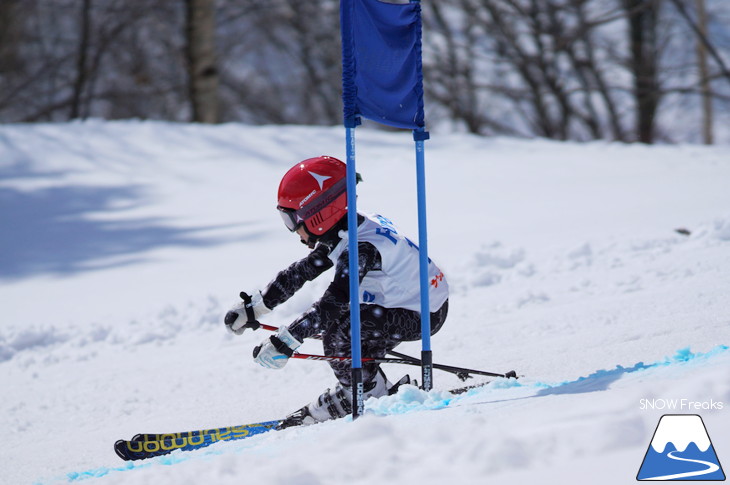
[624,0,660,144]
[695,0,713,145]
[185,0,219,123]
[70,0,92,119]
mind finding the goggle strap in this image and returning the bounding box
[293,177,347,223]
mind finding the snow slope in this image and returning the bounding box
[0,121,728,485]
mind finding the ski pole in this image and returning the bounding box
[383,350,516,380]
[290,352,516,380]
[237,292,518,381]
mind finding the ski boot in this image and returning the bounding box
[278,369,413,429]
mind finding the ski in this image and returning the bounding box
[129,421,284,443]
[114,376,511,461]
[114,421,280,461]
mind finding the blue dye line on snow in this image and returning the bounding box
[60,440,254,483]
[366,345,730,415]
[52,345,728,482]
[66,461,141,481]
[532,345,728,397]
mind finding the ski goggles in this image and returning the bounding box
[277,206,304,232]
[277,177,348,232]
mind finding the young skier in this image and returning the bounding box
[224,155,449,426]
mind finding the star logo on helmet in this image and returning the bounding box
[308,171,331,190]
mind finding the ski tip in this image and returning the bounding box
[114,439,131,461]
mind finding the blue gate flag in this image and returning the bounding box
[341,0,425,129]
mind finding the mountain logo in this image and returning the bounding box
[637,414,725,481]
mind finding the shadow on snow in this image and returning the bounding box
[0,184,260,279]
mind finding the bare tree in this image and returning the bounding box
[70,0,92,119]
[668,0,730,83]
[695,0,713,144]
[216,0,341,125]
[622,0,661,143]
[185,0,219,123]
[0,0,728,143]
[664,0,730,144]
[423,0,633,141]
[0,0,28,118]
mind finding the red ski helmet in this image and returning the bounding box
[277,156,348,237]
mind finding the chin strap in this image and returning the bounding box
[300,237,316,249]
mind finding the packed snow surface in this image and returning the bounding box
[0,121,728,485]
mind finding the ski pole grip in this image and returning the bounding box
[239,291,261,330]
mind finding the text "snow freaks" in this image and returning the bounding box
[639,399,724,411]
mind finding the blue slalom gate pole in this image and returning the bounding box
[414,128,432,391]
[340,0,364,419]
[345,124,364,418]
